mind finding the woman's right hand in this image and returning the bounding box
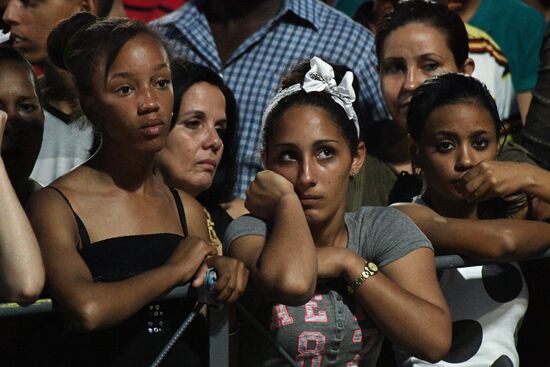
[167,235,215,285]
[245,170,296,221]
[316,247,365,283]
[460,160,531,202]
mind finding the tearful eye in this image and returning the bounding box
[280,151,297,162]
[318,147,334,159]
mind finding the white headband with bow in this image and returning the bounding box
[263,56,360,138]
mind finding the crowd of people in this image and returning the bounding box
[0,0,550,366]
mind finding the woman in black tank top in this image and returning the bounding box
[26,13,248,367]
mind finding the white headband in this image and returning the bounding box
[262,56,360,138]
[0,29,10,45]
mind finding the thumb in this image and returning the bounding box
[191,262,209,288]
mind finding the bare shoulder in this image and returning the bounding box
[38,165,100,202]
[26,185,80,250]
[26,167,99,246]
[27,185,71,214]
[175,190,208,237]
[175,189,204,215]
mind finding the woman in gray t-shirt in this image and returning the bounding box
[223,57,451,366]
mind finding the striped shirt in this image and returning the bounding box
[153,0,387,197]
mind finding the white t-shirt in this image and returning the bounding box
[30,109,94,185]
[395,197,528,367]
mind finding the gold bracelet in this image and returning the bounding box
[347,261,378,294]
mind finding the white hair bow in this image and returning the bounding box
[0,29,10,45]
[302,57,359,137]
[303,57,358,124]
[263,56,360,138]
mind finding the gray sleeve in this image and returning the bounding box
[354,207,433,267]
[222,215,267,254]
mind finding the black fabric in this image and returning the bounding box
[36,186,206,367]
[518,258,550,367]
[205,203,233,240]
[387,171,423,205]
[171,188,189,237]
[43,103,73,124]
[53,298,206,367]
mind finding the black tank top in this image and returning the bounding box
[48,186,189,281]
[44,187,206,367]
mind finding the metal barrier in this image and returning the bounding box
[2,252,550,366]
[435,249,550,270]
[0,284,229,367]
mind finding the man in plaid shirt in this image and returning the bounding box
[153,0,387,197]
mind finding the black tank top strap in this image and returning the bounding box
[170,189,188,237]
[46,186,91,248]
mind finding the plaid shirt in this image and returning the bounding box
[153,0,387,197]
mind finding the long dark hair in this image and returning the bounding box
[170,59,239,206]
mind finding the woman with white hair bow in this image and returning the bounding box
[223,57,451,367]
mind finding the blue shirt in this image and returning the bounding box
[153,0,387,197]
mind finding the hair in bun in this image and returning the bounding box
[46,12,171,97]
[47,12,97,71]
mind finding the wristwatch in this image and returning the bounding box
[347,261,379,294]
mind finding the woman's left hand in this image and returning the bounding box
[203,256,249,303]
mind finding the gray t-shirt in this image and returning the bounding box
[224,206,433,367]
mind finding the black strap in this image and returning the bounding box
[170,189,188,237]
[46,186,91,248]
